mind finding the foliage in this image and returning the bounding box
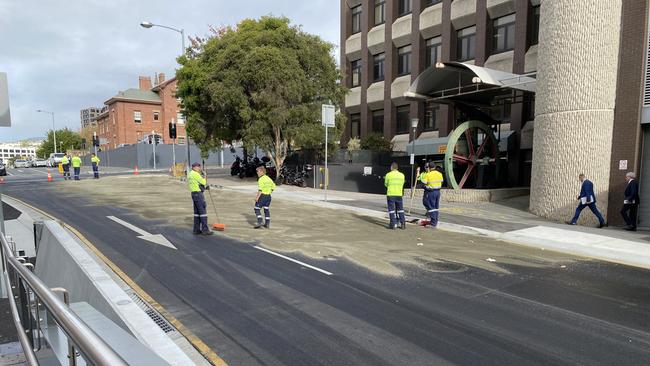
[176,16,347,176]
[79,125,98,152]
[361,133,392,152]
[347,138,361,151]
[36,128,82,157]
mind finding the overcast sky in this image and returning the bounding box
[0,0,340,142]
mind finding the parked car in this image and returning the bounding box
[31,158,47,167]
[47,153,66,167]
[14,159,32,168]
[0,161,6,176]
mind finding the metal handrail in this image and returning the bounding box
[0,233,128,366]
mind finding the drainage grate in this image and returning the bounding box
[127,291,176,334]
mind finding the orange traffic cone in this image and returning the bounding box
[134,166,139,175]
[0,177,4,184]
[47,170,53,182]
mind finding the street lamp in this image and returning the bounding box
[36,109,57,153]
[409,118,419,213]
[140,21,191,174]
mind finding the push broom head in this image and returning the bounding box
[212,223,226,231]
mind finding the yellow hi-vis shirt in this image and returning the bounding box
[61,156,69,165]
[71,156,82,168]
[258,174,276,195]
[422,170,444,189]
[188,170,206,192]
[91,156,100,164]
[384,170,405,197]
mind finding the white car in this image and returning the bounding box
[47,153,66,167]
[14,159,32,168]
[31,158,47,167]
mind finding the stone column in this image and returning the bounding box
[529,0,622,223]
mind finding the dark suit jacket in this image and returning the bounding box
[579,179,596,203]
[625,179,640,204]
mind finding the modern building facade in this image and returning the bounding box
[0,143,38,161]
[96,73,187,150]
[341,0,650,226]
[80,107,102,128]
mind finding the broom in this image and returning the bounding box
[204,167,226,231]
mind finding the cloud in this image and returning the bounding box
[0,0,339,142]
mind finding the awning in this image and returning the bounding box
[405,62,536,106]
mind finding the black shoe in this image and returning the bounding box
[624,226,637,231]
[264,223,270,229]
[598,222,606,229]
[565,221,576,225]
[400,222,406,230]
[193,231,201,235]
[254,223,263,229]
[386,225,396,230]
[202,231,214,236]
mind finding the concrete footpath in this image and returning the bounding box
[209,175,650,271]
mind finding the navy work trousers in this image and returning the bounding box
[387,196,405,227]
[73,167,80,180]
[92,162,99,179]
[192,192,210,233]
[255,194,272,225]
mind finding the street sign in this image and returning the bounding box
[321,104,335,127]
[619,160,628,170]
[99,138,108,145]
[0,73,11,127]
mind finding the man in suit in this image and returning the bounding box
[621,172,640,231]
[567,174,605,228]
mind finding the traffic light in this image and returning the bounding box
[81,138,87,149]
[154,134,161,145]
[92,135,99,147]
[169,122,177,139]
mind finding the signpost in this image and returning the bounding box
[152,130,157,170]
[322,104,336,202]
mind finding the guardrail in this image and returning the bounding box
[0,232,128,366]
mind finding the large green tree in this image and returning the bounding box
[176,16,347,175]
[36,128,82,157]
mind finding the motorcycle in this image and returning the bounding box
[230,156,242,176]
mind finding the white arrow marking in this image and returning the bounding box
[107,216,177,250]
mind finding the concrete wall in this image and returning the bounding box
[530,0,622,223]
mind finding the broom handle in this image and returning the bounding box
[204,168,221,222]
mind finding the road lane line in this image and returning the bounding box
[254,246,333,276]
[5,171,12,176]
[30,169,49,175]
[17,169,23,173]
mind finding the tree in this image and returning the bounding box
[361,133,393,152]
[177,16,347,178]
[36,128,82,157]
[79,125,98,152]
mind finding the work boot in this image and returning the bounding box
[202,231,214,236]
[386,225,396,230]
[598,222,606,229]
[254,223,263,229]
[264,222,270,229]
[400,222,406,230]
[193,231,201,235]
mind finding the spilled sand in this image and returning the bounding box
[58,175,577,277]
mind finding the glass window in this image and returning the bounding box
[530,6,540,45]
[425,36,442,67]
[424,0,442,7]
[424,102,438,131]
[352,6,362,34]
[373,53,385,82]
[492,13,516,53]
[177,137,186,145]
[396,105,410,134]
[457,26,476,61]
[350,114,361,138]
[351,59,362,87]
[133,110,142,123]
[372,110,384,133]
[397,45,411,76]
[398,0,411,16]
[153,112,159,121]
[374,0,385,25]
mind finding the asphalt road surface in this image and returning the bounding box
[3,178,650,365]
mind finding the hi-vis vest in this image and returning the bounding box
[384,170,405,197]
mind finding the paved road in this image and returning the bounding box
[3,180,650,365]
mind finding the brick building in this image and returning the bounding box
[96,73,186,150]
[340,0,650,226]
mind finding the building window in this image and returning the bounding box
[492,14,516,54]
[133,111,142,123]
[424,0,442,7]
[424,102,439,131]
[374,0,385,25]
[350,114,361,138]
[153,112,159,121]
[351,59,362,87]
[457,26,476,61]
[372,110,384,133]
[396,105,410,134]
[373,53,385,82]
[351,6,362,34]
[425,36,442,67]
[177,137,186,145]
[398,0,411,16]
[177,112,185,124]
[397,45,412,76]
[530,6,540,45]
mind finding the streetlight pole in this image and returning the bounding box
[408,118,419,215]
[140,21,191,175]
[36,110,57,153]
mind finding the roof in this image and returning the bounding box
[151,76,177,92]
[105,88,161,105]
[405,62,536,106]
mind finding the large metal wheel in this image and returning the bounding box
[444,120,498,189]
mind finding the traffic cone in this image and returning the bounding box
[134,166,139,175]
[0,177,4,184]
[47,170,53,182]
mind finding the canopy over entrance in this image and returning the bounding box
[405,62,536,107]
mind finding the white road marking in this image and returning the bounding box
[30,169,49,175]
[5,171,12,176]
[17,169,23,173]
[254,246,333,275]
[106,215,177,250]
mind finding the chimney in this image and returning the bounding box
[139,76,152,90]
[158,73,166,85]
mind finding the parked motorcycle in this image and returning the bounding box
[230,156,242,176]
